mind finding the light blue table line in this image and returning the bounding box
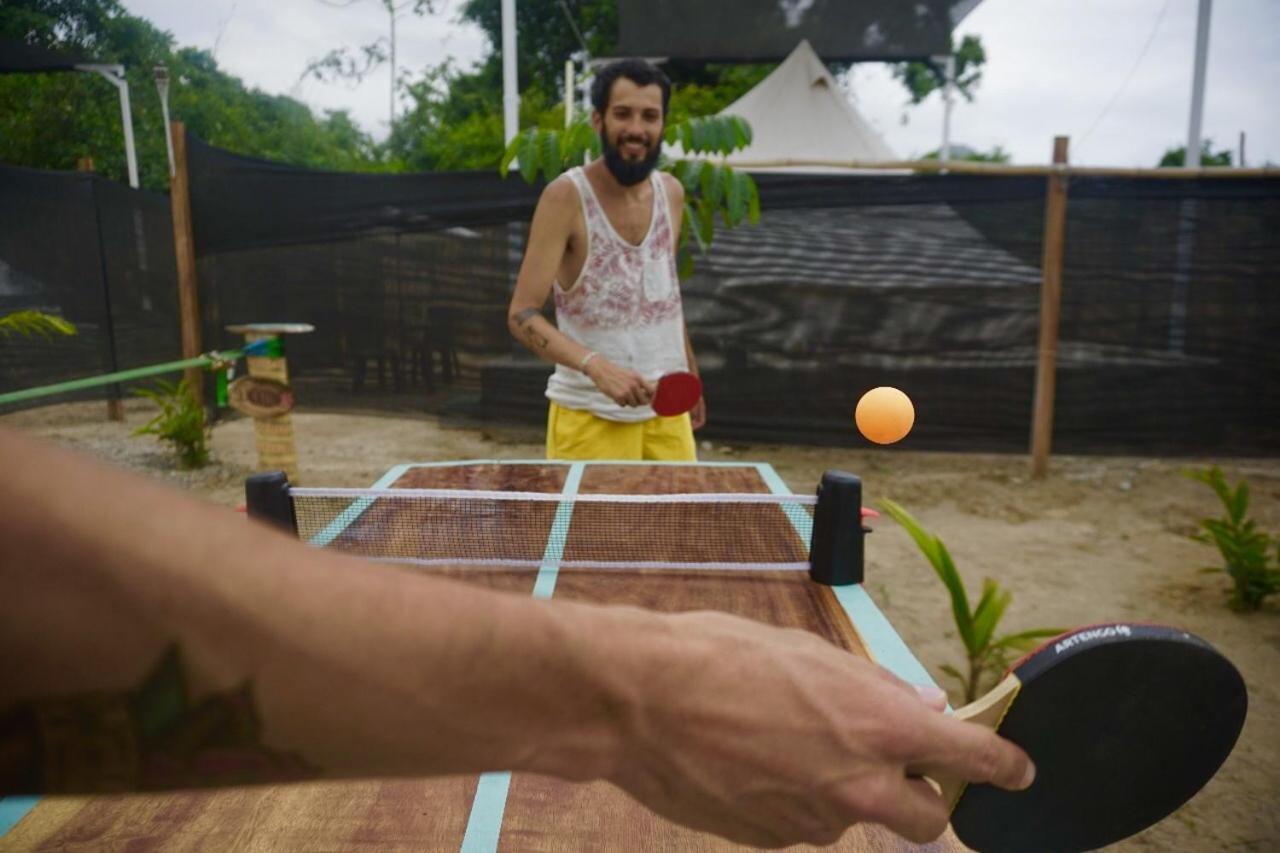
[459,462,584,853]
[753,464,940,690]
[0,797,40,837]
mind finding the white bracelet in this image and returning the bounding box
[579,351,599,372]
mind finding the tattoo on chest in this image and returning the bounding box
[0,645,318,794]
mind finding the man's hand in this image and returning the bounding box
[689,397,706,430]
[584,356,656,408]
[607,610,1035,848]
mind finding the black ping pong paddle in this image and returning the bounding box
[651,371,702,417]
[933,622,1247,853]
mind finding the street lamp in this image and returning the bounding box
[154,65,175,179]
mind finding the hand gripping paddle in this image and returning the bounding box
[651,371,703,417]
[935,623,1247,852]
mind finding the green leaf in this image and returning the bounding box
[0,310,78,339]
[879,499,974,649]
[938,663,967,693]
[725,169,749,225]
[677,245,695,280]
[676,121,692,153]
[700,163,727,208]
[715,117,734,154]
[695,199,716,250]
[970,580,1011,652]
[541,130,563,180]
[685,202,708,253]
[499,134,521,178]
[1231,482,1250,523]
[517,130,540,183]
[992,628,1065,651]
[746,176,761,224]
[678,159,705,194]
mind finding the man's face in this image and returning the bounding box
[594,77,664,186]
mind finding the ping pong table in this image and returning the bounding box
[0,460,965,851]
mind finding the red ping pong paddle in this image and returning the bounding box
[933,622,1247,852]
[651,371,703,417]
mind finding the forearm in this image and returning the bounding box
[507,307,594,371]
[0,429,635,792]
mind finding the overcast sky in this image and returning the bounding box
[121,0,1279,167]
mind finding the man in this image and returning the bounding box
[0,427,1034,847]
[508,59,704,461]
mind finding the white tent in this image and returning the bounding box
[690,39,897,167]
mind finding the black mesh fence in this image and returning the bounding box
[0,163,179,407]
[3,136,1277,455]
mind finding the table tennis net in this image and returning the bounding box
[291,487,817,571]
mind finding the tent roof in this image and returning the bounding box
[706,40,897,166]
[0,38,96,74]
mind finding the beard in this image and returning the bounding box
[600,129,662,187]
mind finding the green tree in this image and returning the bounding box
[889,34,985,105]
[1,0,381,188]
[1158,140,1232,167]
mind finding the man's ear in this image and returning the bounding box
[590,110,603,135]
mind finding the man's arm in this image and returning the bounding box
[507,179,653,407]
[0,428,1032,846]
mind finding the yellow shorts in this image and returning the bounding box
[546,402,697,461]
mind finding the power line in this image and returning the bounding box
[1077,0,1172,153]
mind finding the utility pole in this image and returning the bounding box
[1185,0,1213,167]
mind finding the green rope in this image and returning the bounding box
[0,338,281,407]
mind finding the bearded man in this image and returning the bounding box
[507,59,704,461]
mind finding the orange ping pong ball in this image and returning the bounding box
[855,386,915,444]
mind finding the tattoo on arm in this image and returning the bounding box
[513,308,550,350]
[0,645,318,794]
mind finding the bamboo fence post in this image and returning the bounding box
[1030,137,1070,478]
[169,121,204,412]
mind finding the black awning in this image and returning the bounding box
[0,37,97,73]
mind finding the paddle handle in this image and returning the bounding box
[933,674,1022,811]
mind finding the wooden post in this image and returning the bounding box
[78,156,125,422]
[1030,137,1070,478]
[169,121,204,411]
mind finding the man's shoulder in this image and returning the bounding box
[540,170,581,207]
[659,170,684,202]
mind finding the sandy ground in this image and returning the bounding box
[4,399,1279,851]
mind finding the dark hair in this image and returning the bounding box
[590,59,671,117]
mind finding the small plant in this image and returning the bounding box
[133,378,211,469]
[0,310,77,339]
[1185,466,1280,611]
[880,499,1063,703]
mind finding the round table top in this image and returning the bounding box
[226,323,315,335]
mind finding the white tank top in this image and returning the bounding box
[545,166,689,422]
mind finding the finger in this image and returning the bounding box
[840,775,949,845]
[913,683,949,711]
[910,714,1036,793]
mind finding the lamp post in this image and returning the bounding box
[154,65,175,178]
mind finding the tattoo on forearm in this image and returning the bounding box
[0,645,318,795]
[513,308,550,350]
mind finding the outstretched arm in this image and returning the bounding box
[0,428,1032,846]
